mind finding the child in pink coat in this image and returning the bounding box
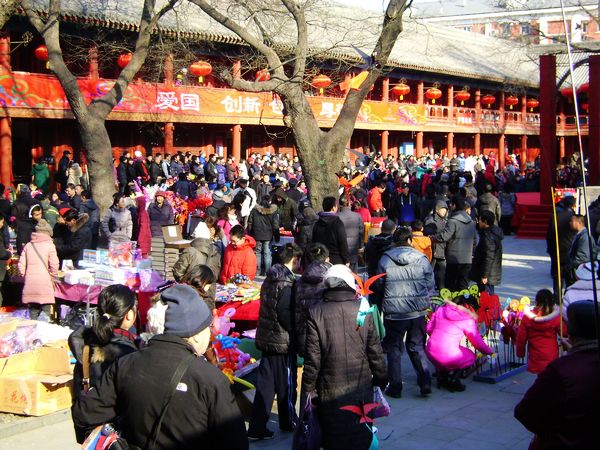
[426,294,493,392]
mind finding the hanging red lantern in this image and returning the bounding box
[582,103,589,112]
[481,94,496,108]
[577,82,589,95]
[311,74,332,95]
[256,69,271,82]
[117,53,133,69]
[560,86,575,102]
[189,61,212,83]
[34,45,50,69]
[504,95,519,110]
[391,83,410,101]
[525,98,539,112]
[454,90,471,106]
[425,87,442,104]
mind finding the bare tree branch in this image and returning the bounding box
[23,0,90,121]
[281,0,308,82]
[93,0,180,118]
[187,0,286,79]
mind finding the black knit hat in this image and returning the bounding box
[162,284,212,338]
[567,301,598,340]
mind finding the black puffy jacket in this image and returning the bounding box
[470,225,503,286]
[55,214,92,265]
[255,264,296,354]
[302,288,387,449]
[375,245,435,320]
[247,205,279,242]
[294,261,330,356]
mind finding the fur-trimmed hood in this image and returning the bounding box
[524,305,560,323]
[71,213,90,232]
[254,204,278,215]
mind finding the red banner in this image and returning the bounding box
[0,72,427,128]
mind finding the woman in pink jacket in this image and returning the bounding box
[18,219,59,320]
[426,295,492,392]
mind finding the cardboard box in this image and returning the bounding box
[161,225,191,249]
[0,347,73,416]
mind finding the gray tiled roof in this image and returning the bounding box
[23,0,539,86]
[410,0,596,18]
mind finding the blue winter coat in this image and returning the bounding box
[375,245,435,320]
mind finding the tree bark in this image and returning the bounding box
[78,117,116,212]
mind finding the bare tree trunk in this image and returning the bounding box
[78,118,116,211]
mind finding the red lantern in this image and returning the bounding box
[425,87,442,104]
[582,103,589,112]
[577,82,589,95]
[504,95,519,110]
[560,86,575,102]
[454,90,471,106]
[391,83,410,101]
[311,74,332,95]
[526,98,539,112]
[34,45,50,69]
[189,61,212,83]
[117,53,132,69]
[256,69,271,82]
[481,94,496,108]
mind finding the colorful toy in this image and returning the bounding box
[213,308,236,336]
[501,296,531,344]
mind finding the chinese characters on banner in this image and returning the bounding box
[1,72,427,127]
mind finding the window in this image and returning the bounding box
[582,21,588,33]
[521,23,531,35]
[502,23,511,37]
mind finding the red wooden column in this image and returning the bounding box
[382,78,389,102]
[521,94,527,126]
[474,133,481,156]
[540,54,557,205]
[0,33,12,187]
[416,132,424,157]
[232,125,242,162]
[417,81,424,105]
[499,91,506,129]
[381,130,389,157]
[559,136,566,160]
[520,135,528,168]
[447,85,454,122]
[88,47,99,79]
[498,134,505,168]
[447,132,454,157]
[164,54,174,155]
[475,89,481,126]
[589,55,600,185]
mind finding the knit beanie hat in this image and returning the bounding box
[567,301,598,340]
[35,219,53,237]
[162,284,212,338]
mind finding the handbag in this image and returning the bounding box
[292,392,322,450]
[81,354,195,450]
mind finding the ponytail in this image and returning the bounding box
[93,284,136,345]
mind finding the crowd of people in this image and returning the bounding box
[0,145,598,449]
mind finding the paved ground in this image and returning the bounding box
[0,236,551,450]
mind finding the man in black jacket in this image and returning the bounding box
[470,210,503,295]
[311,196,350,265]
[248,243,302,441]
[72,284,248,449]
[55,209,92,267]
[546,196,576,294]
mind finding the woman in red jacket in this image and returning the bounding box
[219,224,257,284]
[516,289,565,374]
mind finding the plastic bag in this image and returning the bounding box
[292,393,322,450]
[371,387,391,419]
